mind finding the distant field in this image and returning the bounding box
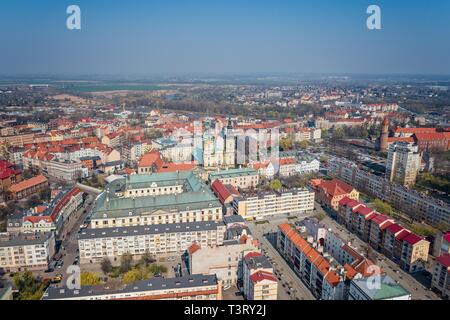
[58,83,164,93]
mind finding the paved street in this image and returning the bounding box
[32,193,95,286]
[247,215,316,301]
[314,203,441,300]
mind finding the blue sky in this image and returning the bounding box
[0,0,449,76]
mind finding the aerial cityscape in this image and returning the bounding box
[0,0,449,306]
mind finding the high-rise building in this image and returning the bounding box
[385,142,421,187]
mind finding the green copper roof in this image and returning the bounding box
[91,172,221,219]
[209,168,258,180]
[353,275,410,300]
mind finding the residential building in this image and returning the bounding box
[242,252,278,300]
[210,180,240,215]
[386,142,421,187]
[187,232,259,286]
[310,178,359,211]
[431,253,450,300]
[0,160,21,196]
[433,231,450,257]
[233,188,315,220]
[349,274,411,300]
[209,168,259,190]
[42,274,222,300]
[0,232,55,272]
[400,233,430,273]
[277,224,348,300]
[329,157,450,227]
[8,175,48,200]
[78,221,226,264]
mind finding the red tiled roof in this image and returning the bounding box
[325,271,340,286]
[403,233,423,245]
[395,229,411,241]
[250,271,277,283]
[380,220,394,230]
[443,232,450,243]
[138,150,163,168]
[393,127,437,134]
[155,162,196,173]
[386,223,404,235]
[371,214,391,225]
[353,258,380,277]
[414,132,447,141]
[436,253,450,268]
[0,167,21,180]
[279,158,296,165]
[9,175,48,193]
[244,251,263,261]
[316,179,355,197]
[344,264,358,280]
[211,180,239,204]
[387,137,415,144]
[355,206,374,216]
[187,243,201,255]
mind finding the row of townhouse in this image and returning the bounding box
[431,253,450,299]
[338,197,430,273]
[7,187,83,235]
[328,157,450,227]
[78,221,226,264]
[277,223,348,300]
[277,223,411,300]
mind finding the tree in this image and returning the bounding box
[332,127,345,140]
[269,179,282,191]
[39,187,51,202]
[298,140,309,150]
[373,199,393,216]
[26,195,42,208]
[120,253,133,273]
[100,257,113,274]
[122,269,142,284]
[13,272,48,300]
[80,272,101,286]
[140,251,155,267]
[149,264,167,275]
[280,138,293,151]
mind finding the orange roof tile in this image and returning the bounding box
[9,175,48,193]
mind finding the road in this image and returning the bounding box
[33,194,95,285]
[314,203,441,300]
[247,215,316,301]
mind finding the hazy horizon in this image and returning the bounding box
[1,0,450,76]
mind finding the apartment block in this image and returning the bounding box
[42,274,222,300]
[0,232,55,272]
[329,157,450,227]
[431,253,450,300]
[233,188,315,220]
[78,221,226,264]
[386,142,421,187]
